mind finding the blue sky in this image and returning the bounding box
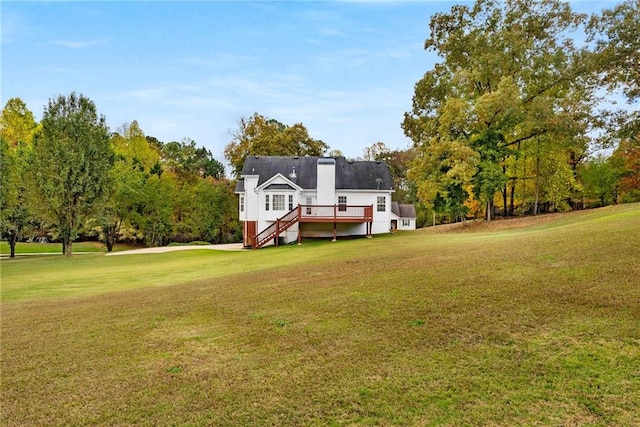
[2,1,611,162]
[2,0,448,161]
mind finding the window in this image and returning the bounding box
[240,196,244,212]
[273,194,285,211]
[402,219,410,227]
[377,196,386,212]
[338,196,347,212]
[306,196,313,215]
[288,194,294,211]
[265,194,270,211]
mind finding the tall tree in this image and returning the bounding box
[0,139,39,258]
[225,113,328,176]
[403,0,594,220]
[587,0,640,146]
[31,93,113,256]
[588,0,640,103]
[0,98,38,146]
[0,99,38,257]
[96,121,162,251]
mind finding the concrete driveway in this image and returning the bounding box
[105,243,245,256]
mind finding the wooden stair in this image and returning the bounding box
[253,206,300,249]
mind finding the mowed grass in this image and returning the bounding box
[0,240,112,255]
[1,204,639,426]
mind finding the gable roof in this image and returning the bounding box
[391,202,417,219]
[235,156,394,192]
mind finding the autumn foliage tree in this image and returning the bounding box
[225,113,328,177]
[403,0,596,221]
[610,139,640,202]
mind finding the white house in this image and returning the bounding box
[390,202,417,231]
[235,156,395,248]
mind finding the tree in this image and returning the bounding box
[186,178,239,243]
[579,155,621,207]
[588,0,640,103]
[129,173,174,247]
[363,142,390,162]
[113,121,161,172]
[225,113,328,176]
[92,121,161,251]
[0,99,38,258]
[610,138,640,202]
[408,137,478,222]
[0,139,38,258]
[31,93,113,256]
[587,0,640,150]
[163,138,224,180]
[363,142,418,205]
[0,98,38,146]
[403,0,595,220]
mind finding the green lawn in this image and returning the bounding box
[1,204,639,425]
[0,240,110,255]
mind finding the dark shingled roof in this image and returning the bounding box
[391,202,417,218]
[236,156,394,192]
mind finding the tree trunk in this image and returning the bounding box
[486,200,492,222]
[509,180,516,216]
[8,231,18,258]
[102,221,119,252]
[502,164,508,217]
[61,224,73,256]
[534,137,541,215]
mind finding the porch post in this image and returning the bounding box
[370,205,373,237]
[297,205,302,245]
[333,204,337,241]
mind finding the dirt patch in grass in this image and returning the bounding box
[422,210,589,234]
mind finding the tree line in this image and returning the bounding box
[2,0,639,256]
[399,0,639,224]
[0,95,238,257]
[0,96,337,257]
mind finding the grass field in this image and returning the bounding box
[1,204,639,425]
[0,240,112,255]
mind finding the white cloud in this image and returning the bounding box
[51,38,106,49]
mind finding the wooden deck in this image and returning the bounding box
[298,205,373,223]
[252,204,374,248]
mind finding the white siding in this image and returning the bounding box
[397,218,415,230]
[335,191,392,234]
[241,175,259,221]
[316,159,335,205]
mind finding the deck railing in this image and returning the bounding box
[252,204,374,249]
[253,206,299,249]
[299,205,373,222]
